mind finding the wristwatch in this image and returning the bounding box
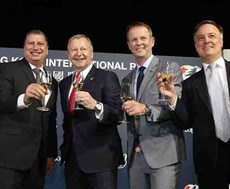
[95,102,102,112]
[144,104,152,116]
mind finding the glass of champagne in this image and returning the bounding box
[157,63,173,105]
[37,71,52,111]
[72,73,84,110]
[119,82,132,123]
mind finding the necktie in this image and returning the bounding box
[33,68,41,83]
[208,64,230,142]
[69,72,81,113]
[136,66,145,96]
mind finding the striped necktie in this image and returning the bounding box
[33,68,41,83]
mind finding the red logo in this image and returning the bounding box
[180,65,201,80]
[184,184,199,189]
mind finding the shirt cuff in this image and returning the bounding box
[17,94,31,110]
[168,98,177,111]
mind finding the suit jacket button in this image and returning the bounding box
[135,146,141,153]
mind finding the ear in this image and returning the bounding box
[127,41,132,51]
[151,37,155,47]
[221,39,223,48]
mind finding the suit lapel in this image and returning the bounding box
[137,56,159,101]
[63,75,73,112]
[194,69,212,112]
[81,66,97,91]
[19,58,37,84]
[19,59,42,106]
[225,60,230,97]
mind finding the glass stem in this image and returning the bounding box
[123,110,127,122]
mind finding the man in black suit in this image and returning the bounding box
[59,34,124,189]
[0,30,58,189]
[158,20,230,189]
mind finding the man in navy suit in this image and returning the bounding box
[59,34,124,189]
[0,30,58,189]
[158,20,230,189]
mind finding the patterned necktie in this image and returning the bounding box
[208,64,230,142]
[136,66,145,97]
[69,72,81,113]
[33,68,41,83]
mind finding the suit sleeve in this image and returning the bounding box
[100,71,122,125]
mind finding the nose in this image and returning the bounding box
[32,43,40,49]
[136,38,142,45]
[204,36,211,43]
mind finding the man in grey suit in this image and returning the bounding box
[122,21,186,189]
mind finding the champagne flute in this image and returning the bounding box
[157,62,174,105]
[119,82,132,123]
[37,71,52,111]
[72,73,84,110]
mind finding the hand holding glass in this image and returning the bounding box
[119,82,132,123]
[157,69,173,105]
[37,72,52,111]
[72,74,84,110]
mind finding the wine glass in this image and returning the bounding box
[72,73,84,110]
[119,81,132,123]
[157,63,174,105]
[37,71,52,111]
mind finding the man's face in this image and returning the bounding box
[24,34,48,67]
[68,37,93,72]
[127,26,155,60]
[194,23,223,62]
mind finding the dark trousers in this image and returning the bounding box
[0,144,46,189]
[64,147,118,189]
[197,139,230,189]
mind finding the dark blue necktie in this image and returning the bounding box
[136,66,145,96]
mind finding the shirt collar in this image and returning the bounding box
[75,63,93,79]
[136,54,153,71]
[29,63,45,73]
[203,56,225,71]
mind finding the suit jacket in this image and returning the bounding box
[0,58,58,170]
[172,59,230,174]
[123,55,186,169]
[59,65,124,173]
